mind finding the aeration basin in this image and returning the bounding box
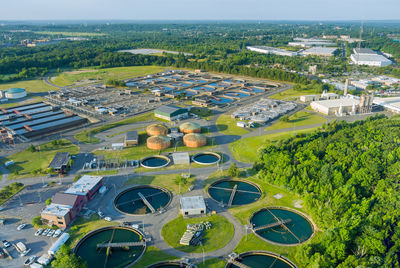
[114,185,172,215]
[74,226,146,268]
[225,251,297,268]
[140,155,170,169]
[208,179,261,207]
[192,152,221,165]
[250,207,314,245]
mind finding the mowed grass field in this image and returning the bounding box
[216,115,249,136]
[230,127,320,163]
[0,96,44,108]
[0,79,57,93]
[269,88,322,100]
[53,66,167,87]
[266,111,327,131]
[161,214,234,253]
[126,174,196,195]
[0,140,79,180]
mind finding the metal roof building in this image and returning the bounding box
[180,196,206,216]
[154,105,188,121]
[301,47,338,57]
[48,152,70,173]
[64,175,103,199]
[172,152,190,165]
[124,130,139,147]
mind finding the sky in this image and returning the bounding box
[1,0,399,21]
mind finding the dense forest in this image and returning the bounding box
[255,115,400,267]
[0,21,399,83]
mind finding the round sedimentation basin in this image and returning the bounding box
[192,152,221,165]
[140,155,171,169]
[114,185,172,215]
[147,261,196,268]
[225,251,297,268]
[208,179,261,206]
[250,207,314,246]
[74,226,146,268]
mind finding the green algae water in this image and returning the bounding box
[250,208,313,245]
[115,186,170,214]
[75,227,145,268]
[229,253,294,268]
[208,180,261,206]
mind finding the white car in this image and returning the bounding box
[42,228,50,236]
[53,229,62,238]
[35,228,44,236]
[24,255,36,266]
[2,240,11,248]
[17,223,26,230]
[20,248,31,257]
[104,217,112,222]
[47,229,55,237]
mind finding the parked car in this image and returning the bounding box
[42,228,50,236]
[47,230,55,237]
[104,217,112,222]
[20,248,31,257]
[53,229,62,238]
[0,248,6,259]
[98,211,104,218]
[2,240,11,248]
[17,223,26,230]
[35,228,44,236]
[24,255,36,266]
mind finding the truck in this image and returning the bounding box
[16,242,27,252]
[48,233,69,256]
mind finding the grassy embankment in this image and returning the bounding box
[216,114,249,136]
[162,214,234,253]
[265,111,327,131]
[0,139,79,180]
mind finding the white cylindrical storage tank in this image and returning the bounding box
[4,88,27,99]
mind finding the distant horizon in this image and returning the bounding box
[1,0,399,21]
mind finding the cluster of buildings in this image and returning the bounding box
[350,48,392,67]
[231,98,297,124]
[40,175,104,228]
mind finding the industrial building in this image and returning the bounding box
[64,175,104,200]
[1,88,27,99]
[310,95,373,116]
[172,152,190,165]
[48,152,71,174]
[350,48,392,67]
[373,97,400,113]
[0,102,87,141]
[124,130,139,147]
[288,38,335,47]
[301,47,338,57]
[154,105,188,121]
[180,196,206,216]
[246,46,298,57]
[300,91,339,103]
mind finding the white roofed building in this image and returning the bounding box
[301,47,338,57]
[311,98,360,115]
[180,196,206,217]
[64,175,104,200]
[350,48,392,67]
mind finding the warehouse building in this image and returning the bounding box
[301,47,338,57]
[154,105,188,121]
[311,98,360,115]
[350,48,392,67]
[64,175,104,200]
[124,130,138,147]
[180,196,206,217]
[246,46,298,57]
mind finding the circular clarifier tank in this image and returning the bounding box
[74,226,146,268]
[114,185,172,215]
[250,207,314,245]
[192,152,221,165]
[225,251,297,268]
[140,155,171,169]
[208,179,262,206]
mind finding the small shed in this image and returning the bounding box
[172,152,190,165]
[112,143,124,150]
[124,131,139,147]
[180,196,206,217]
[48,152,70,174]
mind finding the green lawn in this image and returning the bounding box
[126,174,195,195]
[83,170,118,176]
[162,214,234,253]
[230,127,320,163]
[270,88,322,100]
[197,258,226,268]
[265,111,327,131]
[132,246,177,267]
[67,215,119,247]
[216,115,249,136]
[0,139,79,180]
[0,79,57,93]
[53,66,166,87]
[190,107,213,120]
[74,112,153,143]
[0,182,24,205]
